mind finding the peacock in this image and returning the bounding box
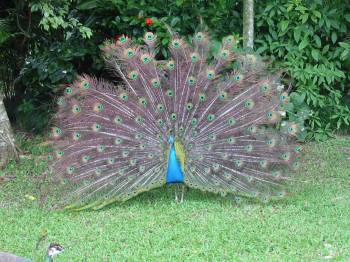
[50,31,302,210]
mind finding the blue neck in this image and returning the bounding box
[166,138,184,184]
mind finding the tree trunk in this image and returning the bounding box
[243,0,254,49]
[0,93,17,168]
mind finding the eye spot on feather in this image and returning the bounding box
[166,89,174,97]
[125,48,135,58]
[227,136,236,144]
[151,78,160,88]
[207,114,215,121]
[139,165,146,172]
[287,124,298,135]
[97,144,106,153]
[192,130,199,137]
[119,92,129,101]
[155,103,164,113]
[190,52,200,63]
[234,160,244,168]
[261,84,270,93]
[221,152,229,160]
[56,151,64,158]
[224,35,235,45]
[188,76,196,86]
[114,116,123,125]
[138,97,148,107]
[107,157,115,164]
[195,32,205,42]
[73,132,81,141]
[186,102,193,111]
[213,163,220,172]
[92,123,102,132]
[119,35,127,44]
[148,153,154,159]
[144,32,155,43]
[115,137,123,145]
[280,92,289,103]
[171,39,181,49]
[281,152,291,161]
[219,91,227,101]
[135,115,145,124]
[82,155,91,163]
[191,118,198,126]
[209,133,216,141]
[128,71,138,80]
[72,105,81,114]
[228,117,236,126]
[157,119,165,127]
[81,81,91,90]
[95,168,102,175]
[170,113,177,121]
[130,159,137,166]
[246,125,257,134]
[93,103,104,113]
[141,54,152,64]
[219,49,230,60]
[65,87,73,95]
[233,74,242,81]
[206,70,215,80]
[199,93,206,102]
[266,138,276,147]
[52,127,62,138]
[292,161,300,170]
[244,99,255,109]
[122,150,129,157]
[67,166,76,174]
[245,144,253,152]
[139,144,146,150]
[167,60,175,70]
[259,160,268,169]
[294,145,303,153]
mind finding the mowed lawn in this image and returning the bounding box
[0,136,349,261]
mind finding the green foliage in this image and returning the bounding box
[255,0,350,140]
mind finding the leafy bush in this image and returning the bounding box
[255,0,350,140]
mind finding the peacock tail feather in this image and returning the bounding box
[50,31,302,210]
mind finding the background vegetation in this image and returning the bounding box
[0,0,349,140]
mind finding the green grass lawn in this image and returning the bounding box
[0,136,349,261]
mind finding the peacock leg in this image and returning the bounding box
[179,184,185,203]
[174,185,178,202]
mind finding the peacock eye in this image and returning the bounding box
[171,113,177,120]
[128,71,138,80]
[119,93,128,101]
[141,54,152,64]
[157,119,165,126]
[219,91,227,100]
[186,103,193,110]
[65,87,73,94]
[234,75,241,81]
[144,32,155,42]
[73,132,81,140]
[82,81,91,89]
[207,114,215,121]
[191,118,198,126]
[67,166,76,174]
[157,104,165,113]
[199,93,206,102]
[220,49,229,59]
[171,39,181,49]
[138,97,148,107]
[225,35,234,44]
[167,60,175,70]
[245,144,253,152]
[126,48,135,58]
[228,117,236,126]
[151,78,160,88]
[195,32,204,41]
[190,52,199,62]
[115,137,123,144]
[206,70,215,80]
[166,89,174,97]
[114,116,123,124]
[188,76,196,86]
[119,36,127,43]
[244,99,255,109]
[227,136,235,144]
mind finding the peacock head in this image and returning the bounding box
[46,243,64,261]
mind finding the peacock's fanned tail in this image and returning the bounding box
[50,32,302,210]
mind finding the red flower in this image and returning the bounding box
[145,18,153,26]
